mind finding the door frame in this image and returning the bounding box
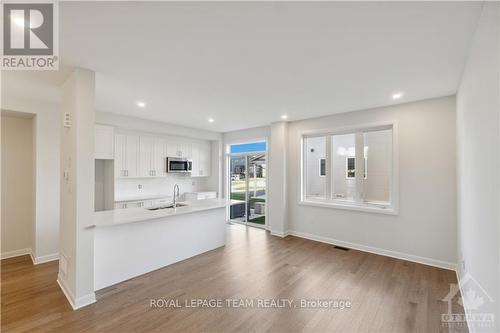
[225,140,268,229]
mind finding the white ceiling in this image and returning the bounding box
[2,2,482,132]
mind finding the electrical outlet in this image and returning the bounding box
[138,184,143,190]
[63,112,71,128]
[461,260,466,271]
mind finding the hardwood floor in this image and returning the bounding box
[1,224,466,332]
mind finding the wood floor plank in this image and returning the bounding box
[1,224,467,333]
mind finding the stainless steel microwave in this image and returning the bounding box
[166,157,192,173]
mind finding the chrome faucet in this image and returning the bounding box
[173,184,180,209]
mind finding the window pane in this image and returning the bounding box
[304,136,327,199]
[331,134,356,201]
[319,159,326,176]
[230,142,266,154]
[363,129,392,204]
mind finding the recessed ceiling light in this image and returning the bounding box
[136,101,146,108]
[208,118,215,123]
[281,114,288,120]
[392,92,403,100]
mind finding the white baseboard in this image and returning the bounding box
[455,270,474,333]
[57,275,96,310]
[270,230,289,238]
[33,253,59,265]
[287,230,457,271]
[1,248,32,260]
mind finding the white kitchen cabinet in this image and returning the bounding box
[139,136,166,177]
[139,136,154,177]
[115,133,139,178]
[95,124,114,159]
[115,132,210,179]
[154,138,167,176]
[184,191,217,201]
[199,141,211,177]
[166,139,191,158]
[191,141,211,177]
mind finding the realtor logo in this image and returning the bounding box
[1,1,58,69]
[442,272,495,329]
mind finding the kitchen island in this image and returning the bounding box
[92,199,227,290]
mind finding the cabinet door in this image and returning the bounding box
[153,138,167,176]
[190,142,201,176]
[139,136,154,177]
[182,141,192,159]
[125,134,139,177]
[166,139,178,157]
[114,133,126,177]
[95,124,114,159]
[199,141,211,177]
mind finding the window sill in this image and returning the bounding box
[299,199,398,215]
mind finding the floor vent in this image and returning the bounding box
[334,245,350,251]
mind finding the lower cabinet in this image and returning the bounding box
[184,191,217,201]
[114,198,172,209]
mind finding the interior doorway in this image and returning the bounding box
[228,142,267,228]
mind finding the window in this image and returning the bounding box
[345,157,367,179]
[302,123,397,214]
[346,157,355,179]
[319,158,326,177]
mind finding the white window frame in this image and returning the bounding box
[299,121,399,215]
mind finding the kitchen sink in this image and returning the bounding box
[146,202,189,211]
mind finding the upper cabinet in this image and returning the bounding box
[166,140,191,158]
[191,141,211,177]
[139,136,166,177]
[95,124,114,159]
[114,130,211,178]
[115,133,139,178]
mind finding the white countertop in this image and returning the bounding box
[92,199,227,228]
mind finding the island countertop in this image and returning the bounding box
[91,199,227,228]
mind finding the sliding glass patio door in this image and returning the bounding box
[228,142,267,228]
[230,155,247,222]
[246,154,266,226]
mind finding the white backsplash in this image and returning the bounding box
[115,174,211,201]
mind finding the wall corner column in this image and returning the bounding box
[57,68,96,309]
[268,121,288,237]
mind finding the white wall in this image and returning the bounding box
[223,126,270,147]
[1,114,34,257]
[267,122,288,235]
[1,99,61,263]
[456,3,499,332]
[58,68,96,309]
[304,136,327,198]
[96,111,220,141]
[287,96,457,268]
